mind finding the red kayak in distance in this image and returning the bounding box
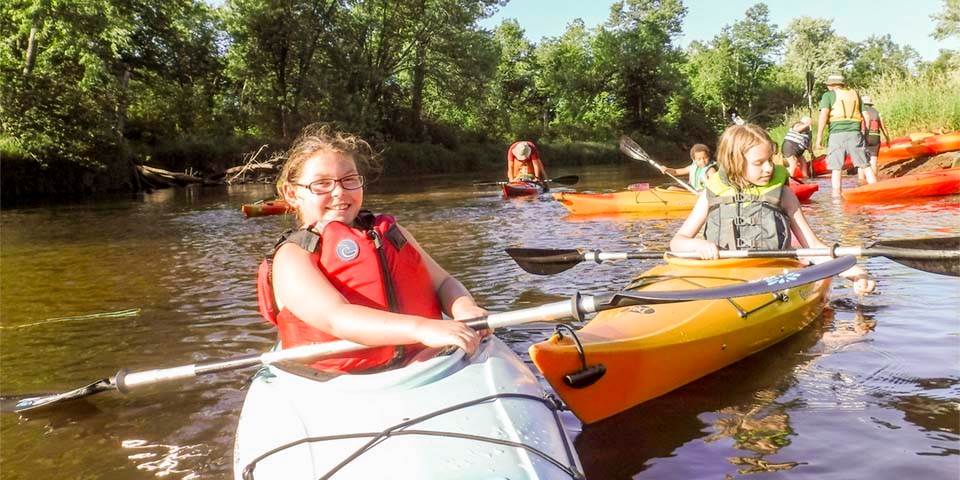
[793,154,853,178]
[241,200,294,217]
[788,179,818,202]
[502,181,545,199]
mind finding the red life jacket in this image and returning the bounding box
[255,212,442,373]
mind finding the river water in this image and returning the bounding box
[1,163,958,479]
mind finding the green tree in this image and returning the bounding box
[478,19,541,139]
[2,0,223,173]
[596,0,688,135]
[687,3,787,125]
[847,35,920,87]
[534,20,623,140]
[781,16,851,86]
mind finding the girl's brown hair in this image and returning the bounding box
[715,124,776,189]
[689,143,711,160]
[276,123,383,198]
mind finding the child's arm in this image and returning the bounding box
[669,193,718,260]
[659,165,691,176]
[782,190,876,294]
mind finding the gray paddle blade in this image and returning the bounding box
[1,378,115,414]
[872,237,960,277]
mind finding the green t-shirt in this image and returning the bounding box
[819,90,862,133]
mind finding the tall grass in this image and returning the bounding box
[862,72,960,137]
[770,71,960,146]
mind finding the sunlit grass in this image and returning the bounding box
[770,71,960,146]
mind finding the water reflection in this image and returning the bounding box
[1,166,957,480]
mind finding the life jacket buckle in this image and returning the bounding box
[733,216,755,226]
[736,237,756,249]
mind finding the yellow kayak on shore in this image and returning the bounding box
[552,187,697,215]
[530,256,833,424]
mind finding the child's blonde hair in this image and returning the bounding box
[276,123,382,199]
[715,124,776,189]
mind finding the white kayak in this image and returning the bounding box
[233,336,583,479]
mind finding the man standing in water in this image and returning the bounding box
[815,74,876,196]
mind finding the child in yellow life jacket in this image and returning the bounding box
[670,124,876,295]
[658,144,717,191]
[259,123,488,373]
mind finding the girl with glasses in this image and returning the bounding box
[256,124,488,373]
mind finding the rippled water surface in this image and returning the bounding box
[2,164,958,479]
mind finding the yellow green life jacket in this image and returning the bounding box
[703,165,792,250]
[828,89,862,124]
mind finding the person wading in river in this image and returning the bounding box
[814,74,876,196]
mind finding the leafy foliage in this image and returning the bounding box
[0,0,951,196]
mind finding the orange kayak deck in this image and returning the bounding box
[554,182,817,214]
[529,257,832,424]
[552,187,696,215]
[841,167,960,203]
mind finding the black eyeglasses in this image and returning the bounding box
[296,174,365,194]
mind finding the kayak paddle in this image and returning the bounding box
[473,175,580,187]
[0,255,855,414]
[619,136,698,194]
[505,236,960,276]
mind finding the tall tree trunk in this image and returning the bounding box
[23,27,37,76]
[410,43,426,141]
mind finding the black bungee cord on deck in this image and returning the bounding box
[240,392,584,480]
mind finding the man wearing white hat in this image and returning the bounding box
[860,95,890,180]
[815,74,876,196]
[506,140,548,188]
[781,116,813,178]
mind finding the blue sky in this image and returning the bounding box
[480,0,954,61]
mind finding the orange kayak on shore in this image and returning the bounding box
[878,132,960,165]
[241,200,294,217]
[841,167,960,203]
[530,257,833,424]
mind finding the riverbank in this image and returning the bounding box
[1,136,689,202]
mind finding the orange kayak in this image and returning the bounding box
[878,132,960,164]
[554,182,817,215]
[552,187,697,215]
[241,200,294,217]
[530,257,833,424]
[841,167,960,202]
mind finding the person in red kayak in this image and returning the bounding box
[507,141,548,189]
[781,117,813,178]
[670,123,876,295]
[658,144,717,191]
[859,95,891,181]
[257,123,488,373]
[814,74,876,196]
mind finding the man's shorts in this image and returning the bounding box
[865,134,881,157]
[781,139,806,159]
[827,131,869,170]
